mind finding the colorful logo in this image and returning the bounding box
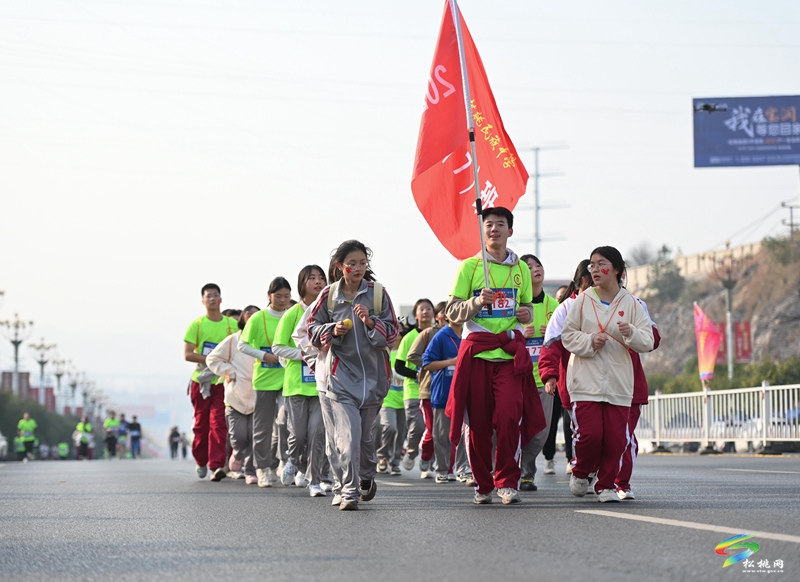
[715,534,760,568]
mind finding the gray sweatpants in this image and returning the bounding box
[226,407,255,477]
[375,407,407,468]
[285,394,326,485]
[433,407,469,476]
[252,390,280,472]
[318,391,342,494]
[270,396,289,470]
[404,398,424,460]
[520,386,554,481]
[329,399,379,502]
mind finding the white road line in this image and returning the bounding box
[374,479,413,487]
[717,468,800,475]
[576,510,800,545]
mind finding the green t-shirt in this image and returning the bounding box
[104,418,121,435]
[450,256,533,360]
[76,422,93,443]
[241,309,285,391]
[184,315,238,383]
[58,442,69,456]
[15,437,25,452]
[383,351,405,409]
[529,294,558,387]
[397,328,420,401]
[274,303,317,398]
[18,418,37,442]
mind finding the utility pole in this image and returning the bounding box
[29,338,56,407]
[0,313,34,398]
[782,200,799,241]
[523,145,568,256]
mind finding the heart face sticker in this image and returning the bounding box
[600,268,610,275]
[345,267,352,273]
[618,311,624,317]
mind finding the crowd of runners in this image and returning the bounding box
[184,206,659,510]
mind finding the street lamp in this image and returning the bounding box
[68,369,83,415]
[29,338,56,407]
[52,358,70,415]
[0,313,34,398]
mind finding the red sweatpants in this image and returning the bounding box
[420,399,435,463]
[615,404,641,491]
[464,359,524,494]
[190,381,226,470]
[571,401,630,493]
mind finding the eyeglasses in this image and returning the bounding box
[343,263,367,272]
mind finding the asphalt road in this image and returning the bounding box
[1,454,799,582]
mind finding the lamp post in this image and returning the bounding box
[0,313,34,398]
[68,370,82,416]
[29,338,56,406]
[52,359,70,415]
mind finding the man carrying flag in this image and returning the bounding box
[444,207,546,505]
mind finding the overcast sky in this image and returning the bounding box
[1,0,798,418]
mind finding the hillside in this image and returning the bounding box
[641,239,800,387]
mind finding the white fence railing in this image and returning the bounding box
[635,384,800,449]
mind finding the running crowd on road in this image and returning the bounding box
[184,207,660,510]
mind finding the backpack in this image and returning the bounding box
[327,280,383,314]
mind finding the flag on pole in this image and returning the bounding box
[411,1,528,260]
[694,303,723,381]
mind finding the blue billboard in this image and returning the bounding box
[693,95,800,167]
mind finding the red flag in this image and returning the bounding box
[411,1,528,260]
[694,303,723,381]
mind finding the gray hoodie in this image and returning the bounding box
[308,280,399,409]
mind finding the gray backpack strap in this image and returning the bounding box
[327,281,339,314]
[373,281,383,315]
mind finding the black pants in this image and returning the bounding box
[78,442,89,459]
[170,443,178,459]
[543,392,573,461]
[106,437,117,458]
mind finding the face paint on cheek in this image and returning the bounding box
[600,268,609,275]
[345,267,352,274]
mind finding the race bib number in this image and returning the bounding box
[444,365,455,378]
[301,362,315,383]
[23,431,32,437]
[201,341,218,356]
[260,346,281,369]
[473,288,517,319]
[526,337,543,363]
[129,430,140,438]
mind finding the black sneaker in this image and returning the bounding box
[519,479,537,491]
[359,479,377,501]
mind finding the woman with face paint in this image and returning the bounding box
[308,240,399,511]
[560,246,654,503]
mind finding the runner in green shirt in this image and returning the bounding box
[17,413,37,461]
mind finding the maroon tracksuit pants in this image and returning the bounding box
[420,399,435,463]
[464,359,524,494]
[190,381,226,470]
[615,404,642,491]
[571,401,630,494]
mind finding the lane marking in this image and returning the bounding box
[576,510,800,545]
[717,468,800,475]
[374,479,413,487]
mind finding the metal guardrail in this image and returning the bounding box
[636,384,800,448]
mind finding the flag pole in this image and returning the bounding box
[449,0,492,314]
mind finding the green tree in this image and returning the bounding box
[648,244,685,301]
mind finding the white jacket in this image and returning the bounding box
[562,287,654,407]
[206,331,256,415]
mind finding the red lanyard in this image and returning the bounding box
[589,294,628,349]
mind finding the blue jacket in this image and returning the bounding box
[422,326,461,409]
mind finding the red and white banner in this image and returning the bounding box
[411,1,528,260]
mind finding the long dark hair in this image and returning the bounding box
[561,259,591,303]
[238,305,259,330]
[328,240,376,283]
[590,246,625,284]
[268,276,291,295]
[297,265,327,300]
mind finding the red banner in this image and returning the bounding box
[411,1,528,260]
[694,304,723,381]
[716,321,753,364]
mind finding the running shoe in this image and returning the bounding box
[447,473,457,481]
[257,469,271,488]
[465,474,477,488]
[473,491,493,504]
[229,454,242,473]
[617,488,635,500]
[210,468,227,482]
[196,465,208,479]
[497,487,521,505]
[456,473,468,483]
[320,481,334,493]
[389,465,402,476]
[419,459,431,472]
[419,470,432,479]
[267,468,280,485]
[435,473,448,484]
[569,475,589,497]
[377,459,389,474]
[565,463,573,475]
[359,479,377,502]
[519,479,537,491]
[597,489,621,503]
[331,494,342,507]
[294,471,307,488]
[281,461,297,486]
[245,474,258,485]
[228,471,243,480]
[401,453,414,471]
[309,484,326,497]
[543,459,556,475]
[339,499,358,511]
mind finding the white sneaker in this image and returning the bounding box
[597,489,621,503]
[565,463,573,475]
[196,465,208,479]
[401,453,414,471]
[281,461,297,486]
[256,468,270,488]
[473,490,493,504]
[569,475,589,497]
[267,468,279,485]
[543,459,556,475]
[617,488,635,500]
[331,493,342,506]
[309,484,326,497]
[497,487,521,505]
[294,470,307,488]
[320,481,333,493]
[447,473,457,481]
[420,470,432,479]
